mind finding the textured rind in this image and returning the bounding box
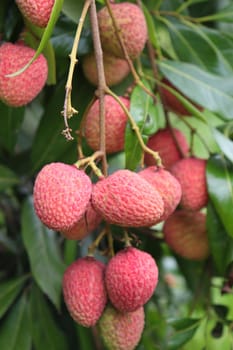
[62,257,107,327]
[16,0,54,27]
[0,43,48,107]
[92,169,164,227]
[98,305,145,350]
[171,157,208,211]
[61,201,102,240]
[82,52,130,87]
[161,78,203,116]
[145,128,189,169]
[33,162,92,231]
[163,210,209,260]
[105,247,158,312]
[98,3,147,59]
[84,95,130,154]
[139,166,182,221]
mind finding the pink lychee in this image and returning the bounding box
[92,169,164,227]
[33,162,92,231]
[15,0,54,27]
[62,257,107,327]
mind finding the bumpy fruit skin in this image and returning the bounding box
[15,0,54,27]
[62,257,107,327]
[98,3,147,59]
[92,169,164,227]
[33,163,92,231]
[61,201,102,240]
[139,166,182,221]
[163,210,209,260]
[161,78,203,116]
[171,157,208,211]
[0,43,48,107]
[98,305,145,350]
[105,247,159,312]
[144,127,189,169]
[82,52,130,87]
[84,95,130,154]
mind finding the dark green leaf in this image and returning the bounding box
[167,318,200,349]
[0,165,19,191]
[29,284,68,350]
[21,197,65,309]
[212,128,233,163]
[75,325,95,350]
[207,201,233,274]
[207,155,233,237]
[199,4,233,23]
[0,275,28,319]
[168,318,200,330]
[62,0,84,24]
[0,293,31,350]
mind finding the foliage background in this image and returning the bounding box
[0,0,233,349]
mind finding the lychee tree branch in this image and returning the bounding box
[61,0,92,141]
[74,151,105,178]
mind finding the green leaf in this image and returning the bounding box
[158,59,233,120]
[0,165,19,191]
[21,197,66,309]
[62,0,84,24]
[0,102,25,153]
[199,4,233,23]
[207,155,233,237]
[29,284,68,350]
[167,318,200,349]
[125,84,157,170]
[0,293,31,350]
[207,202,233,274]
[212,128,233,163]
[0,275,28,319]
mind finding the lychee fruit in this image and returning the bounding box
[170,157,208,211]
[92,169,164,227]
[61,201,102,240]
[15,0,54,27]
[98,2,147,59]
[0,42,48,107]
[139,166,182,221]
[98,304,145,350]
[105,247,159,312]
[82,51,130,87]
[62,257,107,327]
[84,95,130,154]
[160,78,203,116]
[163,210,209,260]
[144,127,189,169]
[33,162,92,231]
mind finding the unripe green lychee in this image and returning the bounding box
[105,247,159,312]
[144,127,189,169]
[98,304,145,350]
[92,169,164,227]
[16,0,54,27]
[82,51,130,87]
[0,43,48,107]
[98,2,147,59]
[62,257,107,327]
[163,210,209,260]
[139,166,182,221]
[33,162,92,231]
[84,95,130,154]
[171,157,208,211]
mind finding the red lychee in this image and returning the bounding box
[16,0,54,27]
[82,51,130,87]
[171,157,208,211]
[160,78,203,116]
[92,169,164,227]
[33,162,92,231]
[62,257,107,327]
[98,2,147,59]
[84,95,130,154]
[98,304,145,350]
[139,166,182,221]
[163,210,209,260]
[0,43,48,107]
[105,247,158,312]
[144,127,189,169]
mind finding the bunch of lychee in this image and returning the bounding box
[82,2,148,86]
